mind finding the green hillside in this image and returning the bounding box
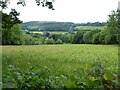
[22,21,76,32]
[22,21,106,33]
[76,26,105,31]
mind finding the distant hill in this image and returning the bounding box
[22,21,76,32]
[22,21,106,32]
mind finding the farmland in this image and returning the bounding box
[29,26,105,34]
[30,31,67,35]
[76,26,105,31]
[2,44,119,89]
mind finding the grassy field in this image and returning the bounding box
[2,44,119,88]
[30,31,43,34]
[30,31,67,35]
[49,31,67,34]
[29,26,105,34]
[76,26,105,31]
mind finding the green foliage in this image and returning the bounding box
[2,10,22,29]
[44,38,55,44]
[98,30,107,44]
[3,64,51,89]
[0,1,9,9]
[72,31,85,44]
[103,71,114,81]
[83,29,100,44]
[104,33,117,44]
[117,10,120,44]
[105,10,120,44]
[2,24,25,45]
[24,34,43,45]
[60,33,72,43]
[73,10,119,45]
[55,39,63,44]
[76,26,104,31]
[25,34,34,45]
[92,33,100,44]
[1,9,23,45]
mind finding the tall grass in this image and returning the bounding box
[2,44,119,89]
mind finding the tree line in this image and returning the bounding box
[2,10,120,45]
[76,22,106,26]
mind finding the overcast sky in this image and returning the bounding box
[4,0,120,23]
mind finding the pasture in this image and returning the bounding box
[2,44,119,88]
[30,31,67,35]
[76,26,105,31]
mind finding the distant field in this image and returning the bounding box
[2,44,118,88]
[30,31,43,34]
[30,31,67,34]
[76,26,105,31]
[28,26,105,34]
[49,31,67,34]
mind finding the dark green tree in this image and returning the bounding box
[55,39,63,44]
[116,10,120,44]
[83,29,100,44]
[98,30,107,44]
[72,31,85,44]
[98,10,120,44]
[92,33,100,44]
[105,11,118,44]
[44,38,55,44]
[1,9,23,45]
[2,9,22,29]
[2,24,25,45]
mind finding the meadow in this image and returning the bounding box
[76,26,105,31]
[2,44,119,89]
[31,31,67,34]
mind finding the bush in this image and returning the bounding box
[104,34,117,44]
[72,31,85,44]
[83,30,100,44]
[55,39,63,44]
[3,63,120,89]
[92,33,100,44]
[25,34,34,45]
[99,30,107,44]
[44,38,55,44]
[2,24,25,45]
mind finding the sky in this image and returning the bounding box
[4,0,120,23]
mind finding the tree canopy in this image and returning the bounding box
[0,0,55,10]
[0,0,55,30]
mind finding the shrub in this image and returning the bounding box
[83,29,100,44]
[44,38,55,44]
[92,33,100,44]
[72,31,85,44]
[55,39,63,44]
[99,30,107,44]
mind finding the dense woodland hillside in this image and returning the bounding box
[22,21,76,32]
